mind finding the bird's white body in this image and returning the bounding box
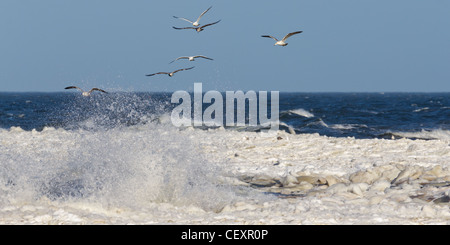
[64,86,107,96]
[169,55,213,64]
[275,40,288,46]
[262,31,303,47]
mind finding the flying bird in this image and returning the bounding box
[64,86,107,96]
[173,6,212,27]
[261,31,303,46]
[146,67,195,77]
[169,55,213,64]
[173,20,221,33]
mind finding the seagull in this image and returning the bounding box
[173,20,221,33]
[64,86,107,96]
[173,6,212,27]
[169,55,213,64]
[261,31,303,46]
[145,67,195,77]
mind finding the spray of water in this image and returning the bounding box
[0,92,258,213]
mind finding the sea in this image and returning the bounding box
[1,92,449,139]
[0,92,449,225]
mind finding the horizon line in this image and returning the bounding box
[1,90,450,94]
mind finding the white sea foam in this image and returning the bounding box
[285,108,314,118]
[1,125,450,224]
[413,107,430,112]
[305,118,328,128]
[330,124,368,130]
[0,124,264,222]
[391,129,450,140]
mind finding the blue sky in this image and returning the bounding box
[1,0,449,92]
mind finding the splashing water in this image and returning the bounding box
[0,93,260,214]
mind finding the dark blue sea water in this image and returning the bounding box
[0,92,449,139]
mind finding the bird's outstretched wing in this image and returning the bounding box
[196,6,212,23]
[146,72,169,77]
[173,26,196,30]
[169,57,189,64]
[200,20,221,28]
[194,55,213,60]
[173,16,194,24]
[90,88,107,93]
[281,31,303,41]
[65,86,83,92]
[173,66,195,74]
[261,35,279,41]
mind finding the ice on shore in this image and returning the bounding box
[0,126,449,224]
